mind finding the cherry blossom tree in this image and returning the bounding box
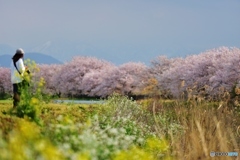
[52,56,115,97]
[37,64,63,95]
[0,67,11,96]
[118,62,150,96]
[150,47,240,98]
[88,62,150,97]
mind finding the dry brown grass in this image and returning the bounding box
[151,99,240,160]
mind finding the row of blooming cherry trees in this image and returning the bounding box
[37,57,150,97]
[151,47,240,99]
[1,47,240,99]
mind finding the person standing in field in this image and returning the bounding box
[10,48,26,108]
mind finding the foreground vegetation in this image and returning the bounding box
[0,95,239,160]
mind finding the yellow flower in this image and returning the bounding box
[30,97,39,106]
[114,146,155,160]
[0,119,65,160]
[146,137,169,153]
[38,77,45,87]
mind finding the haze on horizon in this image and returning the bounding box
[0,0,239,65]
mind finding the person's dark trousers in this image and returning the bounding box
[13,83,22,108]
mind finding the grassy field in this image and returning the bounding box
[0,99,12,104]
[0,96,239,160]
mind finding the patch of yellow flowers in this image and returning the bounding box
[0,120,64,160]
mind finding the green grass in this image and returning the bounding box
[0,100,12,114]
[0,99,12,104]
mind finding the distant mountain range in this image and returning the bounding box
[0,52,63,68]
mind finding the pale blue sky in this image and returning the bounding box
[0,0,239,64]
